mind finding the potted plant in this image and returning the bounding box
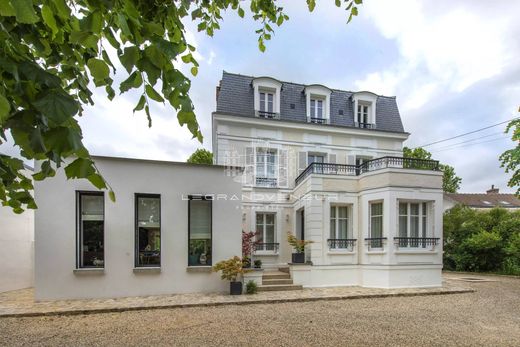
[254,259,262,269]
[212,256,250,295]
[287,232,313,263]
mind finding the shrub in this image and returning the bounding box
[246,280,258,294]
[287,232,313,253]
[254,260,262,268]
[212,256,250,282]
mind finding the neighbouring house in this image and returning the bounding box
[34,157,243,300]
[444,185,520,211]
[213,72,444,289]
[0,165,34,293]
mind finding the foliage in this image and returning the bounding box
[187,148,213,165]
[242,256,251,269]
[245,280,258,294]
[403,147,462,193]
[254,259,262,268]
[212,256,250,282]
[242,230,258,258]
[287,232,313,253]
[499,113,520,196]
[0,0,364,213]
[443,205,520,275]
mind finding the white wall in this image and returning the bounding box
[0,204,34,293]
[34,157,243,300]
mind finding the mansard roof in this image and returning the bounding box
[215,71,406,133]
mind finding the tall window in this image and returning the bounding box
[357,104,369,124]
[310,98,323,119]
[135,194,161,267]
[256,148,277,187]
[369,202,383,247]
[256,213,275,249]
[77,192,104,268]
[398,202,428,247]
[260,91,274,113]
[189,196,212,266]
[330,206,350,239]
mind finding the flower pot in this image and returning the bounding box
[292,253,305,263]
[230,281,242,295]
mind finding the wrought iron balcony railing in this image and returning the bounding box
[295,156,440,185]
[394,237,440,248]
[365,237,387,249]
[328,239,357,250]
[257,110,279,119]
[255,177,278,188]
[310,117,327,124]
[254,243,279,253]
[356,122,376,129]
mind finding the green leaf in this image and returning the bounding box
[120,71,143,94]
[133,95,146,112]
[10,0,39,24]
[307,0,316,12]
[109,190,116,202]
[120,46,140,74]
[238,7,245,18]
[87,173,107,190]
[64,158,95,179]
[41,5,58,38]
[354,0,363,4]
[0,1,15,16]
[69,31,98,49]
[191,66,198,77]
[0,94,10,125]
[33,161,56,181]
[87,58,110,84]
[145,85,164,102]
[33,91,79,126]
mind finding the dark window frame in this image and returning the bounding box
[188,195,213,267]
[134,193,162,268]
[76,190,105,269]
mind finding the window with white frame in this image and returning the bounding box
[357,104,369,124]
[256,213,276,251]
[77,191,104,268]
[259,91,274,115]
[310,98,324,121]
[255,148,277,187]
[398,202,428,247]
[369,202,384,248]
[329,206,353,250]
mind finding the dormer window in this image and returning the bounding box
[252,77,282,119]
[352,91,378,129]
[305,85,332,125]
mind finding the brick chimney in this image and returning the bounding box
[486,185,499,194]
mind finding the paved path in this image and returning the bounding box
[0,273,518,346]
[0,277,471,317]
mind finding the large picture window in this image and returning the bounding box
[398,202,428,247]
[135,194,161,267]
[189,196,212,266]
[77,192,104,268]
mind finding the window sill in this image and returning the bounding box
[327,249,356,255]
[366,250,386,255]
[73,268,105,275]
[133,267,161,274]
[186,266,212,273]
[254,251,279,256]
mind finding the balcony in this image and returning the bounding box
[257,110,279,119]
[365,237,387,250]
[310,117,327,124]
[394,237,440,249]
[328,239,357,251]
[356,122,376,129]
[255,177,277,188]
[295,156,440,186]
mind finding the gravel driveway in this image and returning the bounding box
[1,273,519,347]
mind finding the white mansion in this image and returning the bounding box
[213,72,443,288]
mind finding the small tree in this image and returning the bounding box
[287,232,313,253]
[212,256,250,282]
[499,113,520,196]
[187,149,213,165]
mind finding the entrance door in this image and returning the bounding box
[299,209,305,241]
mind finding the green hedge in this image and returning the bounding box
[444,206,520,275]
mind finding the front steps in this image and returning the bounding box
[257,269,303,292]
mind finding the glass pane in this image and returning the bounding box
[81,195,103,220]
[137,196,160,266]
[371,203,383,216]
[399,216,408,237]
[338,206,348,218]
[422,216,427,238]
[410,203,419,216]
[80,194,104,267]
[330,206,336,218]
[189,199,212,266]
[330,218,336,239]
[371,216,382,238]
[410,216,419,238]
[256,221,264,243]
[267,93,274,112]
[265,225,275,243]
[256,213,263,225]
[265,213,275,225]
[399,202,407,215]
[311,100,315,118]
[317,100,323,118]
[338,219,348,239]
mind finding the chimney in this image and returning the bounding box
[487,185,499,194]
[215,80,222,103]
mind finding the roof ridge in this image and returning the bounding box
[222,71,397,99]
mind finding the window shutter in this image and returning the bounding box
[278,149,288,188]
[298,151,307,174]
[245,147,254,186]
[329,153,336,164]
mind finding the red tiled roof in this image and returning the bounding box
[445,193,520,208]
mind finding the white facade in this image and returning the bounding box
[0,198,34,293]
[34,157,243,300]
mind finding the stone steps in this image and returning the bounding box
[262,272,291,280]
[258,268,302,292]
[257,284,303,292]
[262,278,293,285]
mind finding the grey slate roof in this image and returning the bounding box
[215,71,406,133]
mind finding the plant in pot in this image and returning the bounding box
[287,232,313,263]
[254,259,262,269]
[212,256,251,295]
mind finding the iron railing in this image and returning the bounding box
[357,122,376,129]
[295,156,440,185]
[394,237,440,248]
[257,111,278,119]
[365,237,387,249]
[310,117,327,124]
[255,177,277,188]
[328,239,357,250]
[254,243,279,253]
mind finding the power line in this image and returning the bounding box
[415,117,518,148]
[431,136,509,154]
[429,131,507,151]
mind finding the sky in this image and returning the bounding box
[2,0,519,193]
